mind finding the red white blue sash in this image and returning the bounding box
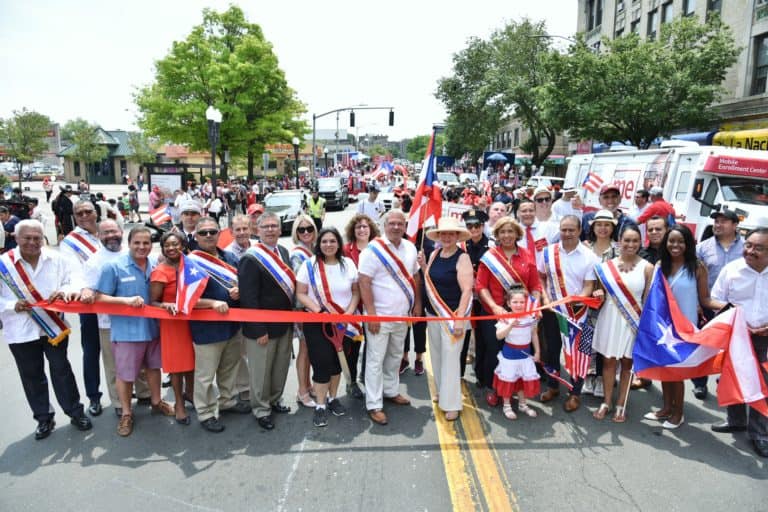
[305,257,363,341]
[0,250,71,345]
[189,250,237,289]
[290,245,312,266]
[61,231,99,263]
[479,246,528,294]
[367,238,416,309]
[424,248,472,338]
[594,259,642,333]
[246,244,295,300]
[543,244,586,321]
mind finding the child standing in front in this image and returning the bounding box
[494,287,540,420]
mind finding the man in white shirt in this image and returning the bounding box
[516,198,560,268]
[357,184,385,221]
[0,220,92,440]
[225,214,254,262]
[538,215,599,412]
[484,202,508,240]
[710,227,768,458]
[551,188,583,221]
[358,209,421,425]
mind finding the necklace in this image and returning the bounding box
[617,256,640,273]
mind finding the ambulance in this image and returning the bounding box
[564,142,768,240]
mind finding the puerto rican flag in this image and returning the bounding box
[582,172,604,193]
[149,205,172,226]
[406,128,443,241]
[175,253,209,315]
[633,267,768,415]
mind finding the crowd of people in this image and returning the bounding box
[1,174,767,461]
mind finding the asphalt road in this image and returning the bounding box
[0,181,766,511]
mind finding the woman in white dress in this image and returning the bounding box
[591,225,653,422]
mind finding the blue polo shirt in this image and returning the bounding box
[696,235,744,289]
[190,249,241,344]
[96,253,159,342]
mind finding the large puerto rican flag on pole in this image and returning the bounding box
[406,128,443,241]
[633,267,768,415]
[175,253,209,315]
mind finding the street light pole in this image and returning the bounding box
[206,105,222,197]
[324,149,329,172]
[292,136,300,190]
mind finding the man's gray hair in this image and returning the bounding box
[74,199,94,210]
[14,219,44,237]
[256,211,281,227]
[382,208,406,225]
[231,214,250,227]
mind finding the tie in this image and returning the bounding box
[526,226,536,265]
[188,233,195,246]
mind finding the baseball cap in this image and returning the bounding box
[650,186,664,196]
[710,209,739,222]
[179,200,202,214]
[247,203,265,216]
[599,184,621,195]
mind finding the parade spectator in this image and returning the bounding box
[247,203,264,241]
[42,176,53,203]
[357,184,385,221]
[591,225,653,423]
[516,198,560,268]
[419,217,474,421]
[637,186,676,225]
[359,209,421,425]
[238,212,295,430]
[484,202,507,241]
[225,214,253,261]
[581,184,636,242]
[296,227,360,427]
[1,206,21,252]
[176,200,202,250]
[532,187,555,223]
[0,220,92,440]
[128,185,141,223]
[551,188,583,221]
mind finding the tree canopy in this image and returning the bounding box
[0,108,51,187]
[61,118,109,183]
[541,15,740,148]
[406,134,446,163]
[135,5,306,179]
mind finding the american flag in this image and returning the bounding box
[149,205,172,226]
[406,128,443,241]
[175,253,209,314]
[582,172,604,193]
[556,310,592,380]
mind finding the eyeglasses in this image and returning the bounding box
[534,197,551,203]
[260,224,280,230]
[75,210,96,216]
[745,242,767,253]
[197,229,219,237]
[297,226,315,234]
[466,223,483,229]
[355,225,370,230]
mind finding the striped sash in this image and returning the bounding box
[290,245,312,266]
[594,259,642,333]
[305,258,363,341]
[543,244,585,321]
[0,250,70,345]
[367,238,416,309]
[424,248,472,338]
[61,231,99,263]
[189,250,238,289]
[246,244,295,300]
[479,246,528,294]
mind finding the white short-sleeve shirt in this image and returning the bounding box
[358,237,418,316]
[538,242,599,295]
[711,258,768,329]
[296,256,358,311]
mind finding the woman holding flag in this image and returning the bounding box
[418,217,474,421]
[295,227,361,428]
[591,225,653,422]
[291,214,318,408]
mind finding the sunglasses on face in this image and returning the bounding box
[466,223,483,229]
[297,226,315,234]
[197,229,219,237]
[534,197,551,203]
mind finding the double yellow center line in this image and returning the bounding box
[424,351,518,512]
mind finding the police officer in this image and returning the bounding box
[306,189,326,231]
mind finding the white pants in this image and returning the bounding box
[365,321,409,410]
[427,318,463,412]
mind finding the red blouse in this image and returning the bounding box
[475,246,542,310]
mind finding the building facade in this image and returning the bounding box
[58,129,142,185]
[577,0,768,130]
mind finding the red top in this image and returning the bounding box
[637,199,675,224]
[343,242,363,267]
[475,247,542,311]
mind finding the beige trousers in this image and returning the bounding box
[245,330,293,418]
[193,331,244,422]
[427,319,463,412]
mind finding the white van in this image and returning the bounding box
[564,143,768,240]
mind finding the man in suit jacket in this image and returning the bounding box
[238,211,294,430]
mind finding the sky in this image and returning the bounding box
[0,0,576,141]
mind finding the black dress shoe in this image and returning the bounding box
[88,400,103,416]
[752,439,768,458]
[221,401,251,414]
[34,419,55,440]
[711,420,747,433]
[135,396,151,406]
[257,416,275,430]
[271,402,290,414]
[70,415,93,431]
[162,376,172,388]
[693,386,708,400]
[200,417,225,433]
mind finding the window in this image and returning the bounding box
[675,171,691,201]
[587,0,603,30]
[683,0,696,16]
[699,179,719,217]
[630,19,640,34]
[513,128,519,147]
[647,10,659,40]
[751,34,768,96]
[74,161,80,177]
[707,0,721,14]
[616,28,625,38]
[661,2,674,24]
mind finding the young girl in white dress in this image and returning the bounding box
[494,288,541,420]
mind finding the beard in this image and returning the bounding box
[104,238,122,252]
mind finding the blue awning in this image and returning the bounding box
[671,131,716,145]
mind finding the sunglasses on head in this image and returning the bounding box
[297,226,315,234]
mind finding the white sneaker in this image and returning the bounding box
[582,375,595,395]
[593,377,605,398]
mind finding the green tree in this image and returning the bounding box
[0,108,51,188]
[406,134,446,162]
[127,132,158,175]
[135,5,307,181]
[542,15,740,148]
[61,118,109,184]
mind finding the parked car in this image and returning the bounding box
[316,177,349,210]
[437,171,460,188]
[525,176,565,190]
[459,173,478,185]
[379,185,397,211]
[263,190,305,234]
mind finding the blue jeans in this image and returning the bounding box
[79,313,102,401]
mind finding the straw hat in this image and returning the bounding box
[589,209,618,225]
[426,216,471,242]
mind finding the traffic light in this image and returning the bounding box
[389,110,394,126]
[349,111,355,127]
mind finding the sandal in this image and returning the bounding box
[612,405,627,423]
[503,404,517,420]
[117,414,134,437]
[643,410,670,421]
[518,403,537,418]
[296,391,317,408]
[445,411,459,421]
[432,395,439,403]
[150,400,175,416]
[593,403,611,420]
